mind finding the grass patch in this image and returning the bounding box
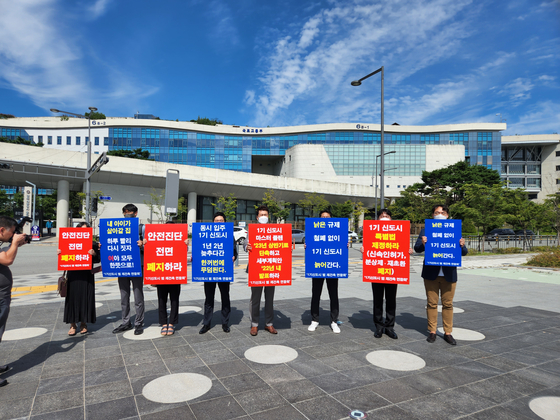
[526,249,560,268]
[492,247,522,254]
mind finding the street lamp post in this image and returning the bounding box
[352,66,386,207]
[373,151,396,216]
[50,107,97,224]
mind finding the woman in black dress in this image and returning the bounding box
[59,222,100,336]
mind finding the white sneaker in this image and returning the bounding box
[331,322,341,334]
[308,321,319,332]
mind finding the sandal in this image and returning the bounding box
[68,326,77,336]
[80,323,88,335]
[161,325,169,336]
[166,325,175,336]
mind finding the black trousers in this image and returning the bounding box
[157,284,181,325]
[203,282,231,326]
[372,283,398,330]
[310,278,339,323]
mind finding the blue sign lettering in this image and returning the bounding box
[424,219,462,267]
[305,218,348,278]
[192,222,234,282]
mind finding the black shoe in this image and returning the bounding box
[443,334,457,345]
[112,323,132,334]
[385,329,398,339]
[222,325,230,333]
[199,325,211,334]
[0,378,7,387]
[374,328,384,338]
[427,332,437,343]
[134,326,143,335]
[0,365,9,375]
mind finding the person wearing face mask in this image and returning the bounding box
[199,212,238,334]
[414,204,468,345]
[112,204,146,336]
[307,209,341,334]
[360,209,408,339]
[245,205,279,336]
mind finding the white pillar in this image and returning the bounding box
[57,180,70,229]
[187,192,197,228]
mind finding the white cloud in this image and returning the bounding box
[538,75,556,81]
[0,0,157,114]
[504,101,560,135]
[499,78,534,103]
[88,0,112,19]
[244,0,478,126]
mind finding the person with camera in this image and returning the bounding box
[0,216,29,387]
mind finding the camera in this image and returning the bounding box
[9,216,33,244]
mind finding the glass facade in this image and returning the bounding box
[501,144,542,189]
[1,124,502,179]
[105,127,501,175]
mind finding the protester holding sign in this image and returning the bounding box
[246,205,292,336]
[305,210,347,334]
[361,209,412,339]
[196,212,237,334]
[58,222,100,336]
[414,204,468,345]
[142,221,188,336]
[108,204,145,336]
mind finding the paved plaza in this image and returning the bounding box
[1,242,559,420]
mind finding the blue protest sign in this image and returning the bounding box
[99,218,142,277]
[192,222,234,282]
[424,219,462,267]
[305,218,348,278]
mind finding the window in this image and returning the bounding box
[85,137,89,145]
[104,137,109,146]
[556,151,560,157]
[48,136,52,144]
[76,136,81,145]
[397,185,401,188]
[66,136,71,145]
[95,137,99,146]
[57,136,62,145]
[386,185,389,188]
[38,136,43,144]
[557,179,560,185]
[29,135,33,142]
[556,166,560,171]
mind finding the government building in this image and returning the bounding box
[0,116,558,227]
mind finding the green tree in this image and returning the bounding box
[190,116,222,126]
[143,188,166,223]
[297,193,330,218]
[352,201,368,233]
[107,148,150,160]
[257,189,291,222]
[12,191,23,209]
[331,200,354,219]
[0,136,43,147]
[211,194,237,222]
[84,111,106,119]
[37,191,58,220]
[502,188,548,250]
[543,192,560,241]
[451,184,507,251]
[0,190,13,216]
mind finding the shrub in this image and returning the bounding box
[493,247,522,254]
[526,249,560,268]
[531,246,560,252]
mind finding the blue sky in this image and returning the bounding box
[0,0,558,135]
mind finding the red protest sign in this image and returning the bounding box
[248,224,292,287]
[362,220,410,284]
[143,224,188,285]
[58,227,93,271]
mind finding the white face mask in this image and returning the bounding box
[434,214,448,220]
[379,217,390,221]
[258,216,268,224]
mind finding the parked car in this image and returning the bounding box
[292,229,305,244]
[348,230,359,242]
[515,230,535,239]
[234,226,247,244]
[485,228,515,242]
